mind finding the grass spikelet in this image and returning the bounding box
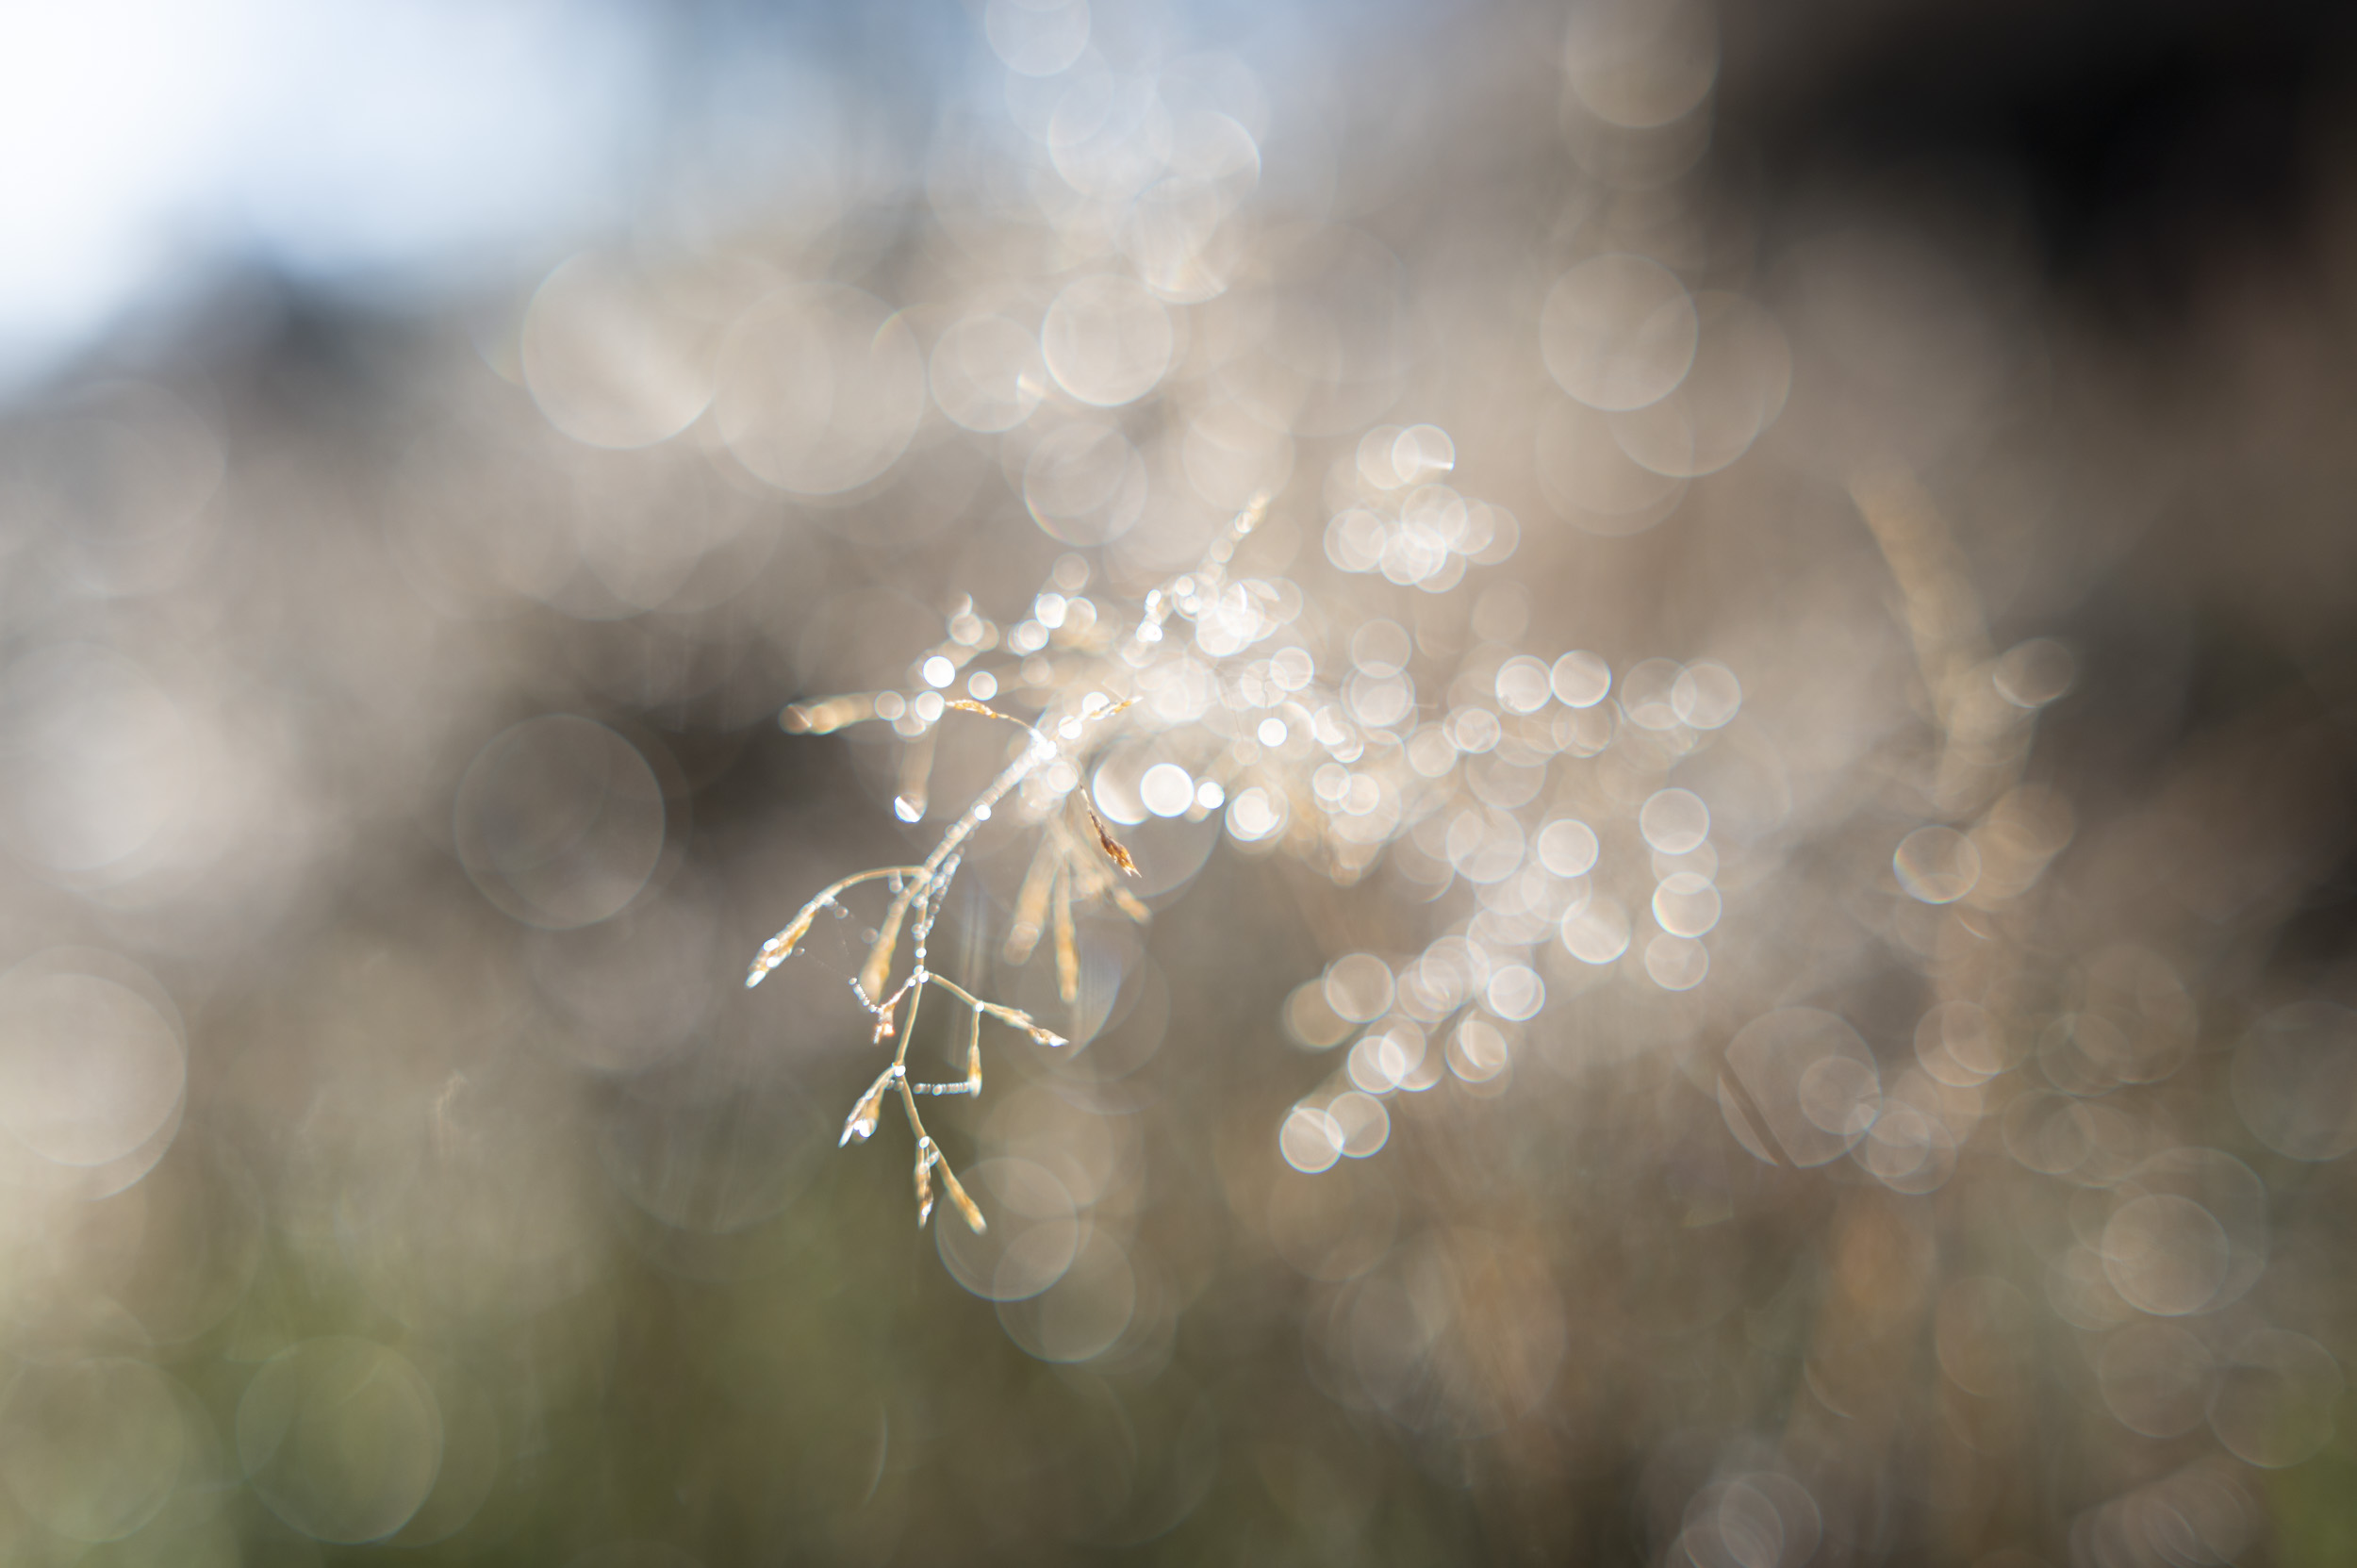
[751,512,1268,1230]
[859,886,916,1005]
[746,867,927,989]
[980,999,1065,1048]
[745,907,819,988]
[894,727,934,822]
[1084,799,1140,878]
[1002,836,1060,964]
[1052,856,1079,1005]
[783,695,876,734]
[938,1159,984,1234]
[841,1065,897,1147]
[913,1137,938,1228]
[947,698,1029,729]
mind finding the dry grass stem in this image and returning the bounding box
[748,521,1266,1229]
[1051,856,1079,1006]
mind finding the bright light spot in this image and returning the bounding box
[1278,1104,1343,1174]
[1345,670,1415,731]
[1270,647,1315,690]
[893,796,923,822]
[1486,964,1544,1021]
[1894,825,1981,903]
[1195,780,1225,811]
[1537,818,1600,878]
[1652,872,1722,936]
[1671,661,1742,728]
[1448,1019,1510,1084]
[1495,655,1554,715]
[967,670,998,701]
[1324,953,1394,1023]
[1640,787,1709,854]
[1284,982,1352,1049]
[1550,650,1612,707]
[1349,1023,1426,1093]
[1391,423,1455,483]
[913,691,945,723]
[1561,896,1631,965]
[1139,763,1194,817]
[1644,933,1709,990]
[921,654,955,687]
[1407,725,1458,777]
[1227,785,1284,843]
[1257,717,1288,747]
[1329,1091,1391,1157]
[1447,706,1501,753]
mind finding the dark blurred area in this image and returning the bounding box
[3,2,2356,1566]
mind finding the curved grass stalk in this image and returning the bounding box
[752,501,1265,1230]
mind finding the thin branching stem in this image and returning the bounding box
[744,865,929,988]
[761,503,1268,1231]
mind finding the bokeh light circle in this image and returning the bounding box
[935,1157,1080,1301]
[929,314,1045,433]
[2102,1195,2229,1316]
[1894,825,1982,903]
[1720,1008,1879,1167]
[0,1358,186,1543]
[1541,253,1698,411]
[237,1338,444,1543]
[1041,272,1175,406]
[2233,1001,2357,1162]
[453,716,666,929]
[1024,421,1148,545]
[2209,1329,2341,1468]
[714,284,924,495]
[521,252,717,449]
[0,955,184,1170]
[1640,787,1709,854]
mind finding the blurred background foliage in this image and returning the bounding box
[2,1,2357,1565]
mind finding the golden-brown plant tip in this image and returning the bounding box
[1085,801,1141,878]
[938,1161,985,1233]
